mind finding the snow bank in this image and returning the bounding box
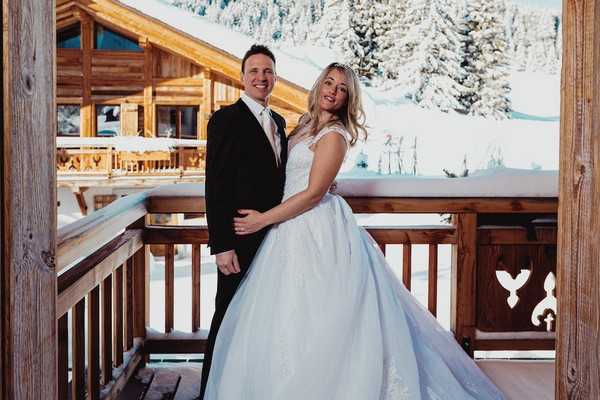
[147,168,557,198]
[57,136,205,151]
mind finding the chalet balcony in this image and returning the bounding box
[56,175,559,399]
[56,137,206,187]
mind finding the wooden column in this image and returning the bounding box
[79,12,93,137]
[556,0,600,398]
[2,0,57,398]
[450,213,477,356]
[140,38,154,137]
[200,68,213,140]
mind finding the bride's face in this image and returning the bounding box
[318,69,349,114]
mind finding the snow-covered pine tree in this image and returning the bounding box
[462,0,511,119]
[311,0,346,48]
[400,0,468,112]
[374,0,406,82]
[345,0,384,80]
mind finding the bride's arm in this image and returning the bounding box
[234,132,347,235]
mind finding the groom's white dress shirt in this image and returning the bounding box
[241,93,281,166]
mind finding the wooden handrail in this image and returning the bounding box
[57,191,148,272]
[57,229,143,317]
[145,195,558,214]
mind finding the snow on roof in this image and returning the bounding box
[119,0,328,91]
[57,136,205,151]
[149,168,557,198]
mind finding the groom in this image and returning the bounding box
[200,45,288,398]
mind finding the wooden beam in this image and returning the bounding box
[74,186,89,215]
[366,227,456,245]
[192,244,201,332]
[113,266,124,366]
[80,12,93,136]
[72,300,86,400]
[346,197,558,214]
[144,331,208,354]
[146,195,557,214]
[133,246,148,338]
[147,196,205,213]
[165,245,175,333]
[144,226,210,244]
[2,0,57,397]
[451,213,477,356]
[428,244,438,316]
[87,286,101,400]
[141,39,154,137]
[556,0,600,398]
[201,68,213,140]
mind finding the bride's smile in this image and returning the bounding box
[319,69,349,115]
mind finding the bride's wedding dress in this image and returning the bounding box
[204,127,504,399]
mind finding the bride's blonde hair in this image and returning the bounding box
[291,63,367,145]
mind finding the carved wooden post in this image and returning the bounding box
[451,213,477,357]
[2,0,57,397]
[556,0,600,398]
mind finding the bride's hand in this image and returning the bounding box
[233,209,266,235]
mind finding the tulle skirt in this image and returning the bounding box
[205,194,504,400]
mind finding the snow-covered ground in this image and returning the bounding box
[122,0,560,176]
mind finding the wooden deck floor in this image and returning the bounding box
[477,360,555,400]
[121,360,555,399]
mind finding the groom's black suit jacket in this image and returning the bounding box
[205,98,288,267]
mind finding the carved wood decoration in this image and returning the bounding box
[477,240,557,333]
[556,0,600,398]
[2,0,57,397]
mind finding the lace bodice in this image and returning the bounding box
[283,125,350,200]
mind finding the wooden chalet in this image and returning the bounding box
[1,0,599,399]
[54,0,307,192]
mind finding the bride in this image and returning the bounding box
[203,62,505,400]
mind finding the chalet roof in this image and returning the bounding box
[119,0,324,90]
[57,0,310,112]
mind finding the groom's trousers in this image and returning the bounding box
[199,242,262,399]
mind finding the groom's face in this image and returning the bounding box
[242,54,276,105]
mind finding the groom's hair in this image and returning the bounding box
[241,45,276,73]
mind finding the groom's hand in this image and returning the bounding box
[215,250,241,275]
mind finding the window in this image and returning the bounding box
[57,25,81,49]
[95,24,142,51]
[156,106,198,139]
[57,105,81,136]
[96,105,120,136]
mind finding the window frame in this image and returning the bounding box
[56,104,82,137]
[95,104,121,137]
[57,24,81,49]
[155,105,199,140]
[94,23,142,52]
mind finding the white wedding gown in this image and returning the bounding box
[204,127,505,400]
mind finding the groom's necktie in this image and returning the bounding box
[260,107,281,166]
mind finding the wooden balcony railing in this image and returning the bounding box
[56,137,206,186]
[55,182,558,398]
